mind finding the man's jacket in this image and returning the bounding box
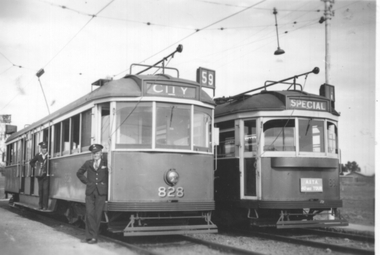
[77,159,109,196]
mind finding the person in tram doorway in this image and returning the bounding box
[77,144,108,244]
[30,141,50,210]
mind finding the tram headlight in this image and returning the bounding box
[164,168,179,187]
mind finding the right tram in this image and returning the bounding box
[213,67,348,228]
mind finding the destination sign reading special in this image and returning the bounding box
[288,98,328,111]
[145,83,196,99]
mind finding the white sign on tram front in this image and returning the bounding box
[145,83,196,99]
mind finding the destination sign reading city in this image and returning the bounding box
[145,83,196,99]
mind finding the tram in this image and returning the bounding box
[213,67,348,228]
[4,46,218,236]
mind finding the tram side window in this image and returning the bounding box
[62,119,70,155]
[43,128,49,143]
[216,121,235,158]
[54,123,61,157]
[156,103,191,150]
[327,122,338,154]
[101,105,110,151]
[194,106,212,152]
[6,144,14,166]
[71,114,80,154]
[17,140,22,176]
[244,120,257,153]
[264,119,295,151]
[299,119,325,152]
[116,102,152,149]
[81,109,92,151]
[34,132,40,155]
[217,131,235,157]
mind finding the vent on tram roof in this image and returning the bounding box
[92,78,111,87]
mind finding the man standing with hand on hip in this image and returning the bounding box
[77,144,108,244]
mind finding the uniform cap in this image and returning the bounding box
[39,142,48,148]
[89,144,103,153]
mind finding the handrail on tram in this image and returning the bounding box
[130,64,180,78]
[227,67,320,101]
[130,44,183,77]
[264,80,303,91]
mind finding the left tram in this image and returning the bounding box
[4,58,218,236]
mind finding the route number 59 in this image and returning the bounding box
[197,67,215,88]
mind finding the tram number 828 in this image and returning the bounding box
[158,187,185,198]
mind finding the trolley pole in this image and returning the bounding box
[321,0,334,84]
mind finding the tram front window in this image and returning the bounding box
[116,102,152,148]
[156,103,191,150]
[327,122,338,154]
[264,119,295,151]
[299,119,325,152]
[194,106,212,152]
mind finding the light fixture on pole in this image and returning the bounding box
[273,8,285,55]
[36,68,50,115]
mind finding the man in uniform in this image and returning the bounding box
[30,141,49,210]
[77,144,108,244]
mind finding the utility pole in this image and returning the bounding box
[321,0,334,84]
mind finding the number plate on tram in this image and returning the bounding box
[300,178,323,192]
[158,187,184,198]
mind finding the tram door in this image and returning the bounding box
[99,103,110,152]
[23,133,33,195]
[16,139,24,193]
[240,119,258,199]
[31,132,40,195]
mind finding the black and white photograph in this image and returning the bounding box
[0,0,376,254]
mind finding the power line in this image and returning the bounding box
[1,0,116,113]
[114,0,266,77]
[42,0,116,69]
[0,66,13,76]
[193,0,322,12]
[0,51,13,65]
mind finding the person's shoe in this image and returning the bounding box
[81,239,90,243]
[87,238,97,244]
[42,207,48,211]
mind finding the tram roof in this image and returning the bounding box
[7,74,214,142]
[215,90,340,118]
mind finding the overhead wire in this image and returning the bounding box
[42,0,116,69]
[114,0,267,78]
[0,66,13,76]
[34,0,322,32]
[1,0,116,113]
[193,0,322,12]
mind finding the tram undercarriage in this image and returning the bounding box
[249,208,348,229]
[58,200,218,236]
[215,200,348,229]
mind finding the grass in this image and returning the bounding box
[339,180,375,226]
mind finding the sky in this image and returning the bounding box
[0,0,376,175]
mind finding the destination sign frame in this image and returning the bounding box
[144,82,197,99]
[287,98,329,112]
[300,178,323,192]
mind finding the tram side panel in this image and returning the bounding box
[214,158,240,202]
[4,166,19,194]
[260,157,341,202]
[49,153,94,202]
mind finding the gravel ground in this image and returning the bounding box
[187,233,350,255]
[0,202,136,255]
